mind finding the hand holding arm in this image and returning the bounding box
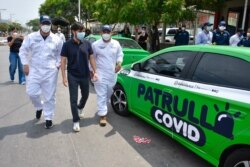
[89,54,98,81]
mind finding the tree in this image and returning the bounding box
[39,0,78,23]
[8,22,22,31]
[26,19,40,31]
[0,23,9,33]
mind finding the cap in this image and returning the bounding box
[102,25,111,32]
[203,22,213,27]
[40,15,51,24]
[219,21,226,26]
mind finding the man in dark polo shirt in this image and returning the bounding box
[61,22,97,132]
[7,28,26,84]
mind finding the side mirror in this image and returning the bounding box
[132,62,141,71]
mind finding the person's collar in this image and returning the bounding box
[203,30,209,34]
[72,38,82,44]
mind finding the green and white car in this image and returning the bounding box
[111,45,250,167]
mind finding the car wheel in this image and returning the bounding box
[111,84,129,116]
[222,148,250,167]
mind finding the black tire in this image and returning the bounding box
[222,148,250,167]
[111,84,130,116]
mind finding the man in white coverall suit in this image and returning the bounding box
[19,15,63,129]
[92,25,124,126]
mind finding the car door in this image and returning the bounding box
[128,51,196,136]
[174,52,250,154]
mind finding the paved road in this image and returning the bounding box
[0,45,212,167]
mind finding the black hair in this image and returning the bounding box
[71,22,84,31]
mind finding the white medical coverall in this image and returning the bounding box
[92,39,123,116]
[19,31,63,120]
[229,34,241,46]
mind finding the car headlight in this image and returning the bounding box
[119,69,130,75]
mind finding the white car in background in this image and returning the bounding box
[0,37,8,46]
[159,28,194,44]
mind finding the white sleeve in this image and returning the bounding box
[62,34,66,43]
[195,33,202,45]
[56,39,63,67]
[19,35,31,65]
[229,36,234,46]
[116,43,124,63]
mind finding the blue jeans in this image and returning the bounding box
[9,52,25,84]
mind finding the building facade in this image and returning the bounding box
[215,0,249,34]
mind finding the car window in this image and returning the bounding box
[192,53,250,90]
[115,38,142,49]
[142,51,195,78]
[88,37,97,44]
[167,29,177,35]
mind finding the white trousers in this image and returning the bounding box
[94,82,114,116]
[26,69,58,120]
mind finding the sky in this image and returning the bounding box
[0,0,46,26]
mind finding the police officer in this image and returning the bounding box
[238,29,250,47]
[19,15,63,129]
[195,22,213,45]
[212,21,230,45]
[92,25,124,126]
[174,24,189,46]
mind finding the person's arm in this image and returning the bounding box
[226,32,230,45]
[19,35,31,75]
[195,33,202,45]
[61,56,68,87]
[56,39,63,69]
[186,31,190,44]
[60,42,68,87]
[89,54,98,81]
[7,36,16,47]
[229,36,234,46]
[62,34,66,43]
[237,39,243,46]
[115,44,124,73]
[212,31,216,44]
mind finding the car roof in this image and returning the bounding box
[87,34,134,40]
[155,45,250,62]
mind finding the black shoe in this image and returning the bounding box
[44,120,53,129]
[36,109,42,119]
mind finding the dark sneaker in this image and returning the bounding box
[44,120,53,129]
[36,109,42,119]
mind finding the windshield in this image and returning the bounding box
[115,38,142,49]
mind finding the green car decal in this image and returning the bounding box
[138,83,241,146]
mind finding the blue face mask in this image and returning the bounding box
[76,32,85,41]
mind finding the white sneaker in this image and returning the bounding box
[73,122,80,132]
[78,108,84,119]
